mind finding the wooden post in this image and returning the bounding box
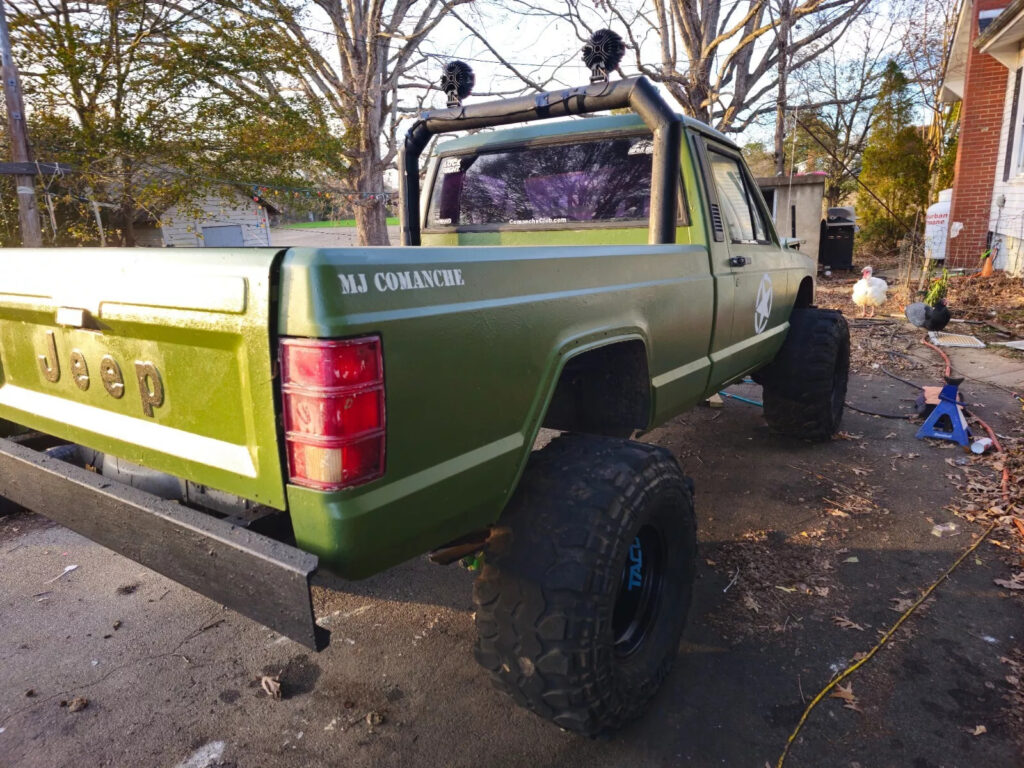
[0,3,42,247]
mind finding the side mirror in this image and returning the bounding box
[780,237,803,251]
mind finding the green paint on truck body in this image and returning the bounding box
[0,112,815,581]
[277,241,723,576]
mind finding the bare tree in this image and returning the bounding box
[538,0,874,135]
[787,17,898,206]
[219,0,480,245]
[897,0,960,197]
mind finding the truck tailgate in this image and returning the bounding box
[0,248,287,509]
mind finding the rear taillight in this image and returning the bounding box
[280,336,384,490]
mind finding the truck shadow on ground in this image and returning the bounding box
[300,532,1023,768]
[304,378,1023,767]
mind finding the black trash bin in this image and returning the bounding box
[819,206,856,270]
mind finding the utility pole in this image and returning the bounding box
[0,1,42,246]
[774,0,791,177]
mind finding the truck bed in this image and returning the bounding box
[277,243,721,576]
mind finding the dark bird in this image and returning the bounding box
[905,298,952,332]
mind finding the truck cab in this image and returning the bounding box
[419,112,814,389]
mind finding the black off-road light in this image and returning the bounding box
[582,29,625,83]
[440,60,475,107]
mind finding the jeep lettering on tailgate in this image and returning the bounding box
[36,330,165,417]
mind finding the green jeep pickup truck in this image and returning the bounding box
[0,58,849,735]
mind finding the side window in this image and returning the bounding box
[750,187,769,242]
[708,149,770,244]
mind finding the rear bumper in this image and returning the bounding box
[0,436,328,650]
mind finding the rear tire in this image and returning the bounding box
[472,434,696,735]
[760,308,850,441]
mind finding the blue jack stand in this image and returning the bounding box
[916,376,971,447]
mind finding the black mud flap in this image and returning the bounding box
[0,437,329,650]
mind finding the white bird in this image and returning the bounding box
[851,266,888,317]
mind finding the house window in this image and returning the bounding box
[1005,69,1023,181]
[979,8,1006,35]
[1013,69,1024,177]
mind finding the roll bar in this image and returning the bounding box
[399,76,682,246]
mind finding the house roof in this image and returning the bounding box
[941,2,1024,101]
[977,0,1024,66]
[941,1,975,102]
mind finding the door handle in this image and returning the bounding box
[728,256,748,267]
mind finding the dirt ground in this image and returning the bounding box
[2,318,1023,768]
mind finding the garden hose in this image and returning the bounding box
[775,522,997,768]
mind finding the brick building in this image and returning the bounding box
[942,0,1024,274]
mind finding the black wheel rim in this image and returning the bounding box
[612,524,664,657]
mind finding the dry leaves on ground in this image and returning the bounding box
[830,682,862,712]
[947,435,1023,549]
[64,697,88,712]
[833,615,866,631]
[994,572,1024,591]
[890,597,916,612]
[1000,652,1024,751]
[804,461,888,518]
[260,675,282,699]
[944,273,1024,338]
[706,530,840,639]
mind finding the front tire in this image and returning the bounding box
[760,308,850,441]
[472,434,697,735]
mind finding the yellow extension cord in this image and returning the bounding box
[775,521,998,768]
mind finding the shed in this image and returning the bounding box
[756,174,826,261]
[136,188,277,248]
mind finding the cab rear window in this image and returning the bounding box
[426,135,658,230]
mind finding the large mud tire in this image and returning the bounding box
[760,308,850,441]
[472,434,696,736]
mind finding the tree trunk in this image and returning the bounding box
[773,1,790,176]
[826,186,843,209]
[351,69,391,247]
[122,204,136,246]
[117,158,136,246]
[352,143,390,246]
[355,197,389,246]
